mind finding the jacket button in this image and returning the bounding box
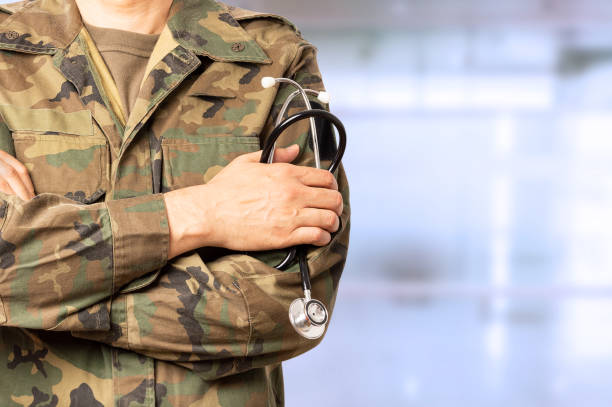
[5,31,19,40]
[231,42,245,52]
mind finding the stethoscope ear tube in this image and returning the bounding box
[260,109,347,173]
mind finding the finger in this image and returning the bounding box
[301,187,343,216]
[295,167,338,190]
[288,227,331,247]
[233,145,300,164]
[0,177,16,197]
[0,160,33,200]
[296,208,340,233]
[0,150,35,196]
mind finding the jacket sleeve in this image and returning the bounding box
[73,43,351,381]
[0,117,169,330]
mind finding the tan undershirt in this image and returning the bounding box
[84,22,159,118]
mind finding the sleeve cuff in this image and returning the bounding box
[106,193,169,290]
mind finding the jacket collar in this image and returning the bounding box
[0,0,270,63]
[0,0,80,54]
[167,0,270,63]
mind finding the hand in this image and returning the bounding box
[0,150,35,200]
[164,145,343,258]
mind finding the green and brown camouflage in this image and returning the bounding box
[0,0,350,405]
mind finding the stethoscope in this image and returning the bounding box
[260,76,347,340]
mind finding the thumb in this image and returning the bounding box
[271,144,300,163]
[234,144,300,164]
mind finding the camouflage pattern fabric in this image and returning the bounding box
[0,0,350,405]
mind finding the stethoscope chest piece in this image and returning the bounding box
[289,295,328,340]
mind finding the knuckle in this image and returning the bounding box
[332,215,340,232]
[324,172,336,188]
[335,192,343,208]
[5,167,17,178]
[277,163,293,177]
[283,185,299,201]
[311,228,325,243]
[324,212,337,228]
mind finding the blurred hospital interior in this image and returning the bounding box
[228,0,612,405]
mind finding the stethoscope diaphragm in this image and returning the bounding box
[288,297,328,340]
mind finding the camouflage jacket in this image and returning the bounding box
[0,0,350,405]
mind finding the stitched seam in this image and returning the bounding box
[94,141,105,199]
[195,50,270,64]
[97,47,154,58]
[0,45,55,53]
[11,134,102,141]
[161,137,260,146]
[163,144,174,190]
[107,202,117,296]
[124,296,130,351]
[118,270,162,294]
[234,280,252,358]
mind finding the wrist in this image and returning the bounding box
[164,185,215,258]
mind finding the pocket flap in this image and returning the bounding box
[0,105,93,136]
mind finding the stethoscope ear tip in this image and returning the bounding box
[317,91,331,104]
[261,77,277,89]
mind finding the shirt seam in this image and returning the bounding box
[106,201,117,296]
[97,47,156,58]
[233,280,253,358]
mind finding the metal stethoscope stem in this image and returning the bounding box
[260,77,346,339]
[266,78,322,169]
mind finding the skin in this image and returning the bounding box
[0,0,343,260]
[75,0,173,34]
[164,145,342,257]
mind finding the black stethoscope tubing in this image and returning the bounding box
[259,108,347,292]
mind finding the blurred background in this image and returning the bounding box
[230,0,612,406]
[7,0,612,405]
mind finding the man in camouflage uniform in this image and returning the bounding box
[0,0,350,405]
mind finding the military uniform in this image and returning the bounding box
[0,0,350,405]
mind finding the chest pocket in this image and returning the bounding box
[1,106,109,204]
[161,134,260,191]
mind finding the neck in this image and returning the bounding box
[75,0,173,34]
